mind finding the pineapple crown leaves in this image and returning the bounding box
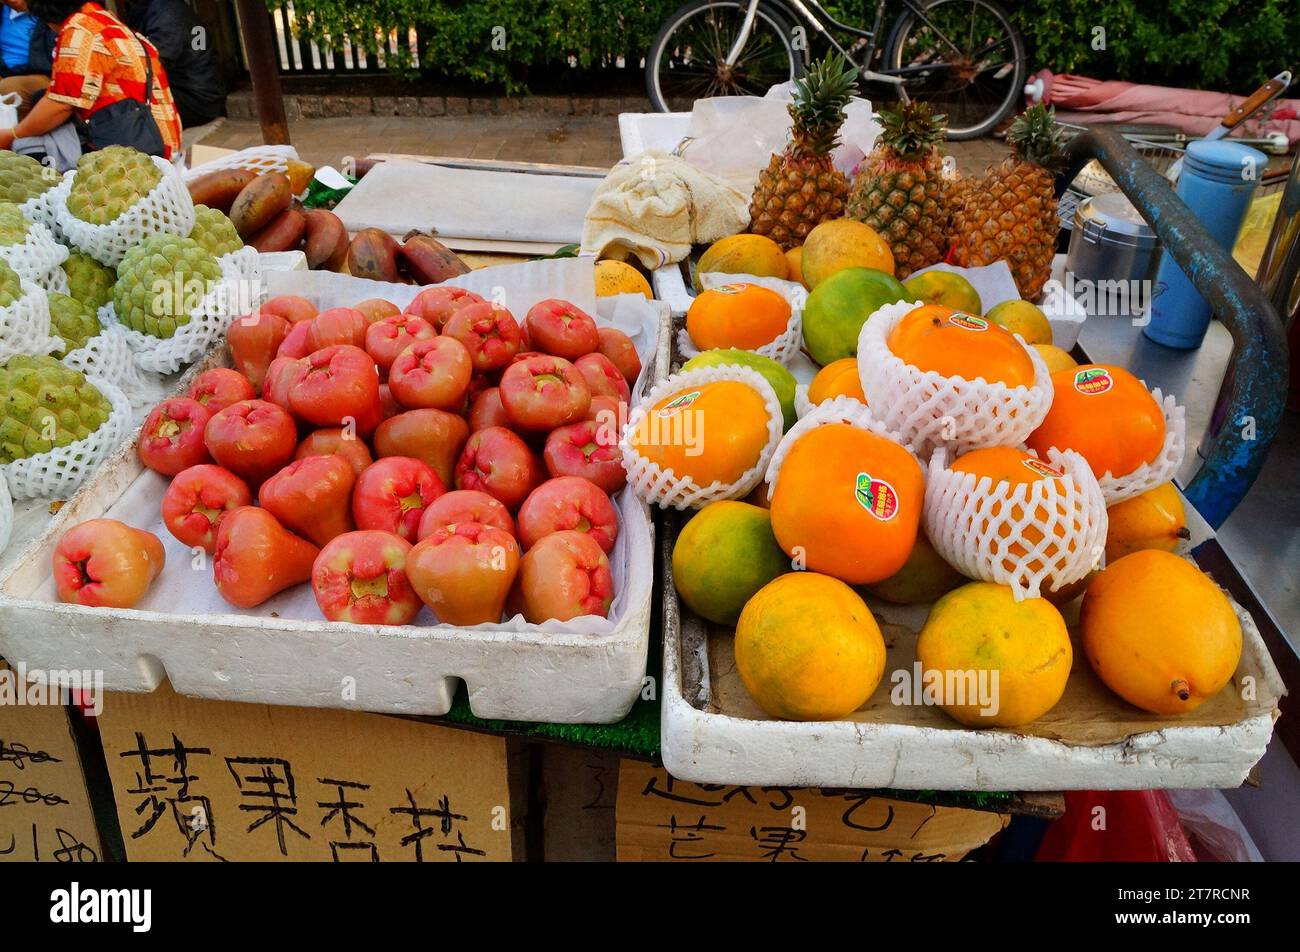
[788,53,860,157]
[877,101,947,157]
[1007,104,1070,173]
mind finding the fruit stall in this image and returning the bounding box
[0,57,1294,862]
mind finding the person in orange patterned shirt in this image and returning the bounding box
[0,0,181,157]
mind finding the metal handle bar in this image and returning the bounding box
[1057,126,1290,527]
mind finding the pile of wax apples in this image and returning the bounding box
[51,291,642,628]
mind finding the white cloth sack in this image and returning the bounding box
[581,152,750,268]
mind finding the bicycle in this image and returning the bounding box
[646,0,1026,140]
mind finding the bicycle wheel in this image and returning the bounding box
[884,0,1025,140]
[646,0,801,113]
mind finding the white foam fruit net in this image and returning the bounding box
[680,272,807,366]
[37,265,70,296]
[924,446,1109,601]
[857,299,1055,460]
[793,382,868,420]
[110,245,261,375]
[621,364,785,510]
[182,145,300,182]
[1095,389,1186,505]
[1,375,134,500]
[764,396,919,501]
[0,276,59,364]
[61,323,167,407]
[0,217,70,285]
[0,471,12,556]
[52,156,197,268]
[18,184,62,236]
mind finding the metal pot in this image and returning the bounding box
[1068,191,1161,282]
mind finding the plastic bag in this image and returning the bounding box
[680,85,880,194]
[1232,190,1282,279]
[1167,789,1264,862]
[1036,791,1197,862]
[0,92,19,129]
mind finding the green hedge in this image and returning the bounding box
[269,0,1297,95]
[1016,0,1298,94]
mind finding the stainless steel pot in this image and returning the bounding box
[1067,191,1161,286]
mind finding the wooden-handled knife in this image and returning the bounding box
[1167,70,1292,182]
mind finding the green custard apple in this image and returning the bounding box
[189,205,244,258]
[0,202,32,247]
[48,292,103,356]
[0,152,59,206]
[0,355,113,462]
[113,234,223,338]
[62,251,117,311]
[0,257,23,309]
[66,146,163,226]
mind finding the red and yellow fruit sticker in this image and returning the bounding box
[714,283,747,295]
[1073,367,1113,395]
[1021,457,1064,480]
[948,312,989,332]
[657,390,701,417]
[854,472,899,521]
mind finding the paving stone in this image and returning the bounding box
[445,97,469,116]
[419,96,446,117]
[395,97,420,116]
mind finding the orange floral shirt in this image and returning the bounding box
[46,2,182,156]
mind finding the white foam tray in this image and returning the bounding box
[658,513,1283,789]
[0,264,673,724]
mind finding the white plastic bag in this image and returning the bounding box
[680,86,880,194]
[0,92,19,130]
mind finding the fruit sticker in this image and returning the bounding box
[1073,367,1113,395]
[1021,457,1064,479]
[657,390,702,418]
[854,472,899,521]
[715,283,748,295]
[947,312,989,332]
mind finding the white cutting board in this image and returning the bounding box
[333,160,601,244]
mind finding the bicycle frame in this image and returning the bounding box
[722,0,983,88]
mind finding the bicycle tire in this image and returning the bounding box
[883,0,1025,140]
[646,0,801,113]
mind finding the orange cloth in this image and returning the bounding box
[46,2,181,156]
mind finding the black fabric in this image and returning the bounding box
[0,18,54,76]
[123,0,225,128]
[83,31,165,155]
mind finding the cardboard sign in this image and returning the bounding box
[0,662,103,863]
[541,747,620,862]
[616,761,1007,862]
[97,682,513,862]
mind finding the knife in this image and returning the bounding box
[1167,70,1291,183]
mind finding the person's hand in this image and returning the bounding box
[0,128,15,151]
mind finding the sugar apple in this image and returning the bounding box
[190,205,244,258]
[0,202,31,247]
[0,258,23,309]
[113,234,222,338]
[62,251,116,311]
[0,152,59,205]
[0,355,113,463]
[48,292,103,357]
[66,146,162,226]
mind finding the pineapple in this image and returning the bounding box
[950,104,1068,299]
[847,102,951,279]
[749,54,859,250]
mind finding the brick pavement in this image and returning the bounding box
[204,115,1005,174]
